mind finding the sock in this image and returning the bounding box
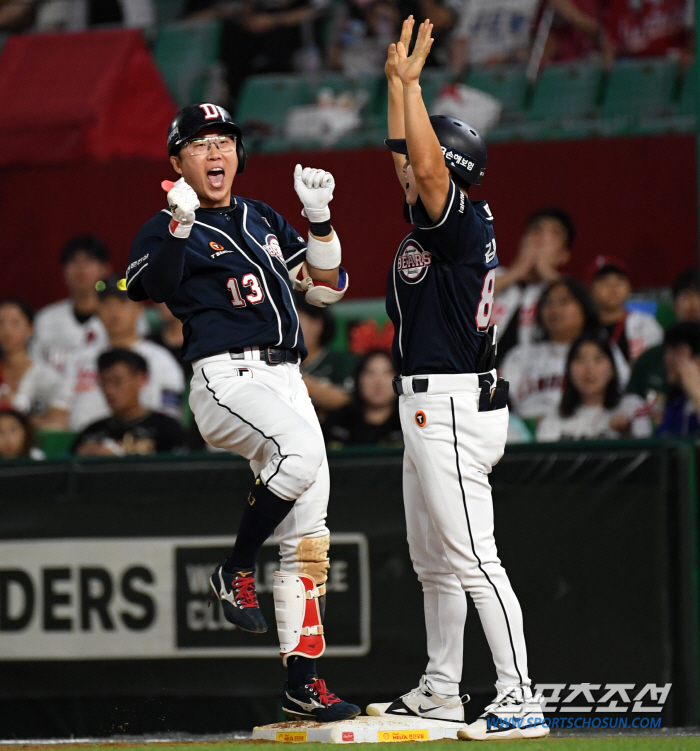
[287,656,317,690]
[224,477,295,573]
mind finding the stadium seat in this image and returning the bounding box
[676,59,696,116]
[529,61,603,121]
[465,65,528,121]
[236,74,311,134]
[238,73,385,143]
[153,20,222,107]
[600,57,679,120]
[153,0,188,24]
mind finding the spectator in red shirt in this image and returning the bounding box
[603,0,691,62]
[543,0,604,63]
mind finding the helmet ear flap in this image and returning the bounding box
[236,139,247,174]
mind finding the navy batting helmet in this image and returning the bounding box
[385,115,487,186]
[167,103,247,174]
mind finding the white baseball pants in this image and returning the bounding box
[398,372,530,695]
[188,353,330,573]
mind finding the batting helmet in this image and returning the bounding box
[167,103,247,174]
[385,115,487,186]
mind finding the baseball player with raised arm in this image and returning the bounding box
[126,103,359,722]
[365,18,548,741]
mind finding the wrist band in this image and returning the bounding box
[309,219,332,237]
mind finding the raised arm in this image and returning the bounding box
[386,16,415,187]
[398,19,451,222]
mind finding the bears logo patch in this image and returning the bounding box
[397,240,431,284]
[263,234,284,261]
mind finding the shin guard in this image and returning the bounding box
[273,571,326,665]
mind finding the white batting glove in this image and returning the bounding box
[163,177,200,239]
[293,164,334,223]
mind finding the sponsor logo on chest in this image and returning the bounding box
[397,240,431,284]
[263,234,284,261]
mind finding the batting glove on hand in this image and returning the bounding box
[294,164,334,223]
[162,177,200,239]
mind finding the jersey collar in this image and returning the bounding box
[199,196,238,215]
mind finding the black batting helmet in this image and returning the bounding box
[385,115,487,186]
[167,103,247,174]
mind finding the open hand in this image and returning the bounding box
[397,18,433,86]
[386,15,414,82]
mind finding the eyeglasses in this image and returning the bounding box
[185,134,237,156]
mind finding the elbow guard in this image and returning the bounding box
[304,267,349,308]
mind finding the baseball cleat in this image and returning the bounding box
[209,562,267,633]
[457,685,549,741]
[283,675,361,723]
[366,675,469,723]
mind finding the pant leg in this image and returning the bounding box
[272,364,330,581]
[189,360,325,501]
[403,448,467,696]
[400,392,530,690]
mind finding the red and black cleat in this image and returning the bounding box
[283,675,361,723]
[210,561,268,633]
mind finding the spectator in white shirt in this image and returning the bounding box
[588,255,663,364]
[492,207,576,365]
[501,277,629,421]
[32,235,111,374]
[0,298,59,421]
[537,332,652,442]
[45,276,184,432]
[35,0,154,32]
[449,0,539,72]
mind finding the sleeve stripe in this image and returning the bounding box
[126,263,148,288]
[285,246,306,265]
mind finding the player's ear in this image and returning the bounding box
[170,154,183,176]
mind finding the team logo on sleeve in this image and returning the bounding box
[397,240,431,284]
[263,234,284,261]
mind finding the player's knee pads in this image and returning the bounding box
[273,571,326,665]
[295,534,330,585]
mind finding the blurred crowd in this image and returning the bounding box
[0,222,699,461]
[0,0,695,109]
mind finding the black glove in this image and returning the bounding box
[478,377,509,412]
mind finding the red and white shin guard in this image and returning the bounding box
[273,571,326,665]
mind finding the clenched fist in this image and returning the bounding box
[162,177,200,238]
[294,164,335,223]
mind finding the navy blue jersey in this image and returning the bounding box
[127,197,308,362]
[386,180,498,376]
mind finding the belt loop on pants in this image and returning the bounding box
[392,376,429,396]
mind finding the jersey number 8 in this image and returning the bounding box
[227,274,265,308]
[475,268,496,331]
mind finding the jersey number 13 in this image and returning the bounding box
[227,274,265,308]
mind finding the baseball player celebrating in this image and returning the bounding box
[126,103,359,722]
[365,18,548,740]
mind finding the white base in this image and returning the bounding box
[252,715,465,743]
